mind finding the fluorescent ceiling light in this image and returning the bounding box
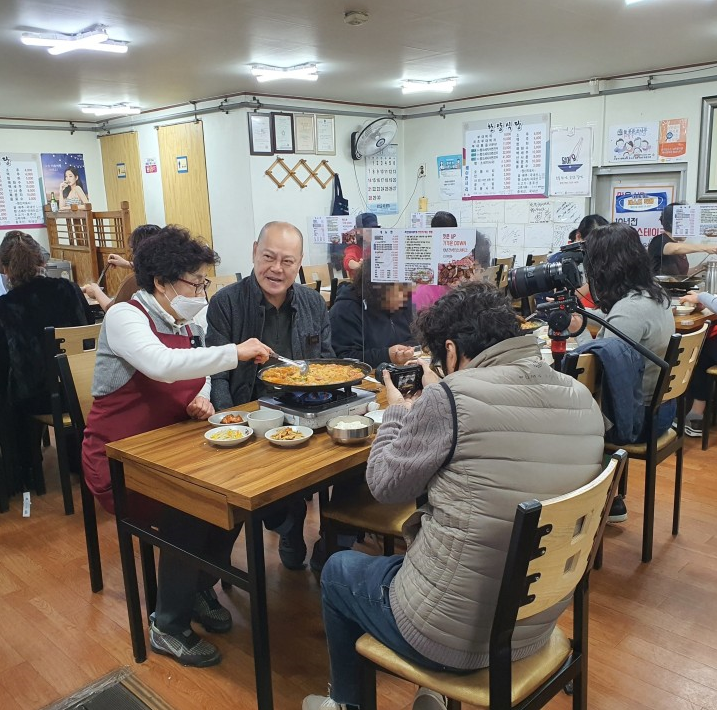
[624,0,647,4]
[250,63,319,82]
[80,104,141,116]
[401,77,457,94]
[21,25,129,55]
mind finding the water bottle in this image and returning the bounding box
[705,258,717,295]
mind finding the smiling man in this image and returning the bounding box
[206,220,334,569]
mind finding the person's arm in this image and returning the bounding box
[74,186,89,205]
[663,241,717,256]
[205,294,236,409]
[366,384,454,504]
[107,254,132,269]
[683,290,717,313]
[82,283,113,312]
[105,303,239,382]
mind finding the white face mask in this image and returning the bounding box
[168,283,207,321]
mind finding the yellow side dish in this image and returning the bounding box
[209,429,247,441]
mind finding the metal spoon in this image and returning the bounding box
[271,352,310,375]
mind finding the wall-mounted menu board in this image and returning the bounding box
[0,153,45,229]
[463,114,550,200]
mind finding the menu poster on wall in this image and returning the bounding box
[673,204,717,239]
[612,186,673,246]
[437,154,462,200]
[549,127,592,197]
[308,215,356,245]
[371,228,476,284]
[366,143,398,215]
[607,123,659,163]
[658,118,688,162]
[463,114,549,200]
[0,153,45,229]
[40,153,89,206]
[410,212,437,228]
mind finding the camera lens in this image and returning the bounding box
[508,262,562,298]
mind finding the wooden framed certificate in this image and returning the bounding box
[294,114,316,154]
[248,113,273,155]
[271,113,295,154]
[316,115,336,155]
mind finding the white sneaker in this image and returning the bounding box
[302,695,347,710]
[413,687,448,710]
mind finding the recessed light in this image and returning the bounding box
[401,78,457,94]
[21,24,129,55]
[80,104,140,116]
[250,63,319,82]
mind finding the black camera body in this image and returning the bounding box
[508,243,584,299]
[375,362,424,394]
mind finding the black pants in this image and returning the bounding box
[688,336,717,402]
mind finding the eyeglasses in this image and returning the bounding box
[176,277,211,296]
[429,359,445,379]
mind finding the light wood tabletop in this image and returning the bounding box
[674,308,717,333]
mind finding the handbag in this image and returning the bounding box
[331,173,349,215]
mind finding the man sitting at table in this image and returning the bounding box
[206,221,333,570]
[303,281,605,710]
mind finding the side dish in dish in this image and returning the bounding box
[209,429,248,441]
[262,363,364,386]
[268,427,307,441]
[221,413,245,424]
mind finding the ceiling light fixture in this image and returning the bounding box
[250,63,319,82]
[624,0,647,4]
[401,77,457,94]
[80,103,141,116]
[21,24,129,55]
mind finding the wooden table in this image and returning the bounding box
[674,309,717,333]
[106,401,377,710]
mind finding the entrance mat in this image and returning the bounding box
[42,668,175,710]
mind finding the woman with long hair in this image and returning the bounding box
[59,166,89,209]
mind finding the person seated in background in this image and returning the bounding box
[0,232,91,493]
[303,281,604,710]
[82,226,273,668]
[343,213,378,278]
[575,223,674,522]
[82,223,162,311]
[648,202,717,276]
[329,259,415,368]
[206,221,333,570]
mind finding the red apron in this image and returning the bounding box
[82,300,205,513]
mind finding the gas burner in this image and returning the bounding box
[286,391,333,405]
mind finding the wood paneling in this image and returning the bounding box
[99,132,147,228]
[157,121,213,248]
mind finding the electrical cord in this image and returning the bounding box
[388,173,421,228]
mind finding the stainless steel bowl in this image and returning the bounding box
[326,415,374,445]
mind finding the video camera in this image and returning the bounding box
[507,242,584,299]
[375,362,424,394]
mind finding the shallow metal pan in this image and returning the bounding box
[257,358,372,392]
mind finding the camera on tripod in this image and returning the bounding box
[507,243,584,299]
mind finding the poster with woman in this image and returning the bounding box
[40,153,89,209]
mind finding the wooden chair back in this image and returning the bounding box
[493,255,515,271]
[56,351,97,431]
[300,263,332,285]
[482,264,501,288]
[304,280,322,292]
[92,201,132,297]
[526,253,548,266]
[661,324,707,403]
[206,274,237,300]
[562,352,602,401]
[497,263,509,291]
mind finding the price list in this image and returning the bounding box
[371,230,400,281]
[0,154,45,229]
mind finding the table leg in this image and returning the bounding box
[109,458,146,663]
[245,514,274,710]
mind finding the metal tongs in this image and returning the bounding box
[271,352,309,375]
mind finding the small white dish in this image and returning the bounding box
[205,425,253,447]
[265,425,314,447]
[246,409,285,437]
[208,410,250,427]
[365,410,384,425]
[674,304,694,316]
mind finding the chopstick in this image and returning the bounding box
[97,263,111,287]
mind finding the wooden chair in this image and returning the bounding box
[329,277,351,308]
[300,263,332,286]
[526,254,548,266]
[37,324,101,514]
[357,451,627,710]
[55,350,103,593]
[604,324,707,562]
[562,352,602,404]
[481,265,502,289]
[206,274,237,300]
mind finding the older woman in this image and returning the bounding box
[82,225,272,668]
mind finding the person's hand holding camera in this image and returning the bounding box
[381,368,422,409]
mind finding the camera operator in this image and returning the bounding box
[303,281,604,710]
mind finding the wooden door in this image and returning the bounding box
[157,121,213,248]
[99,132,146,228]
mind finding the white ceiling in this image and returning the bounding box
[2,0,717,122]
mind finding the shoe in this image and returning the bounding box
[302,695,350,710]
[685,417,703,438]
[192,588,232,633]
[607,495,627,523]
[149,613,221,667]
[309,537,351,574]
[413,687,449,710]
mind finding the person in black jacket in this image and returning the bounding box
[0,232,90,493]
[329,261,416,368]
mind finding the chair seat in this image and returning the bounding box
[356,627,572,708]
[323,489,415,538]
[707,365,717,376]
[33,413,72,427]
[604,427,677,456]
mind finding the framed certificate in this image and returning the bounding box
[294,114,316,154]
[698,95,717,201]
[248,113,273,155]
[271,113,295,154]
[316,115,336,155]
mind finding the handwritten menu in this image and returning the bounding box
[308,215,356,244]
[366,143,398,215]
[0,153,45,229]
[673,204,717,239]
[463,114,549,200]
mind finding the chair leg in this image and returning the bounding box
[593,538,603,571]
[358,657,378,710]
[642,456,657,563]
[673,446,684,536]
[382,535,395,556]
[79,475,103,593]
[446,698,461,710]
[41,426,51,448]
[703,377,715,451]
[29,419,46,496]
[140,542,157,617]
[618,456,628,498]
[54,423,75,515]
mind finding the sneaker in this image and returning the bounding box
[149,613,221,667]
[302,695,350,710]
[413,687,449,710]
[192,588,232,633]
[607,495,627,523]
[685,417,703,438]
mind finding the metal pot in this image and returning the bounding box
[704,260,717,295]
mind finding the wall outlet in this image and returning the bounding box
[417,163,427,178]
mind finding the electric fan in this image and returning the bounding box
[350,116,398,160]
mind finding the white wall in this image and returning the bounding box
[0,126,105,250]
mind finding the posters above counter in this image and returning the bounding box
[549,127,592,197]
[0,153,45,230]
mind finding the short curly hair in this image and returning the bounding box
[133,225,219,293]
[413,281,521,368]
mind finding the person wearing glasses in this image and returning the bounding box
[304,281,604,710]
[82,226,272,668]
[206,220,333,571]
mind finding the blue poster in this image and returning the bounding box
[613,188,672,245]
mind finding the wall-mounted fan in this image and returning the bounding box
[351,116,398,160]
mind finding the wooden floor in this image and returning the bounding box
[1,436,717,710]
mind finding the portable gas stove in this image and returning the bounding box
[257,387,377,429]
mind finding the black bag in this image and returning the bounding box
[331,173,349,215]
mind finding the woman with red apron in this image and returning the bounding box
[82,227,271,668]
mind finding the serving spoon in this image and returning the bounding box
[270,352,310,375]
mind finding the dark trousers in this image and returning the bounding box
[688,336,717,402]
